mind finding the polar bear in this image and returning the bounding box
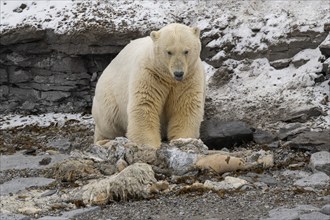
[92,23,205,148]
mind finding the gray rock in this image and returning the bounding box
[0,68,8,83]
[281,170,311,179]
[282,107,325,123]
[320,204,330,215]
[253,129,276,144]
[322,58,330,74]
[0,26,45,45]
[0,152,69,171]
[8,69,32,83]
[300,212,330,220]
[277,123,309,141]
[0,213,30,220]
[200,120,253,149]
[0,85,9,100]
[294,204,320,213]
[294,172,330,188]
[246,173,278,186]
[264,205,321,220]
[266,207,299,220]
[0,177,55,196]
[310,151,330,175]
[40,91,71,102]
[292,57,310,68]
[269,58,291,69]
[288,130,330,152]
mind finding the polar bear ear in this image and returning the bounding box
[192,27,200,37]
[150,31,160,42]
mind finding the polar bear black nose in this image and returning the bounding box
[174,71,184,81]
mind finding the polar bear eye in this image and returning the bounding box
[184,50,189,55]
[167,51,173,56]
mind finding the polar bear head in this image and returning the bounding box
[150,23,201,81]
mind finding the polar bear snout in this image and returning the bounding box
[174,71,184,81]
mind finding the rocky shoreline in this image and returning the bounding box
[1,1,329,219]
[1,115,329,220]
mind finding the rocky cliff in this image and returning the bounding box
[1,0,329,132]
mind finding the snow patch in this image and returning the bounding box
[0,113,94,130]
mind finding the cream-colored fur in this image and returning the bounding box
[92,23,205,148]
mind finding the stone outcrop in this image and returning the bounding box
[0,26,138,113]
[0,2,329,116]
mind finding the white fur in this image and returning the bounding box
[92,23,205,148]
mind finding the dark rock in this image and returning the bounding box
[208,67,233,87]
[39,157,52,165]
[9,68,32,83]
[277,124,310,141]
[292,58,310,68]
[325,23,330,32]
[322,58,330,75]
[314,74,327,83]
[288,130,330,152]
[0,68,8,83]
[319,34,330,58]
[200,120,253,149]
[0,26,46,45]
[9,87,41,101]
[253,129,276,144]
[282,107,325,123]
[23,148,37,155]
[269,58,291,69]
[268,51,290,62]
[40,91,71,102]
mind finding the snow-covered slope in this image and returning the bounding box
[0,0,329,132]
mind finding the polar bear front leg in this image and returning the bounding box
[126,79,167,148]
[166,86,204,141]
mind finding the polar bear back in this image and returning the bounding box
[94,37,153,128]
